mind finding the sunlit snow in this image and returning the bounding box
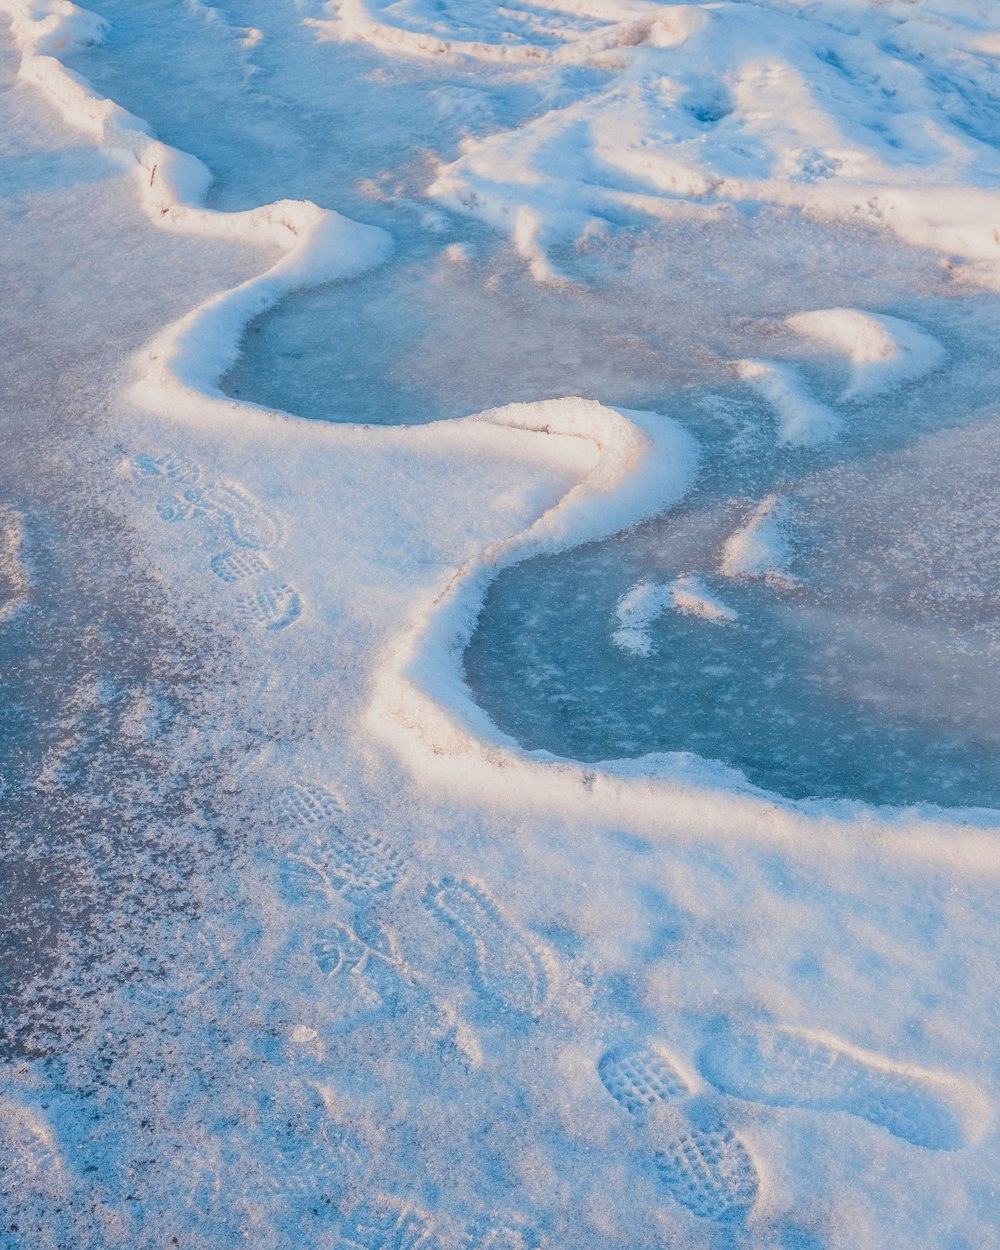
[2,1,1000,1247]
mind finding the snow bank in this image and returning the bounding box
[410,0,1000,285]
[305,0,706,67]
[372,399,698,698]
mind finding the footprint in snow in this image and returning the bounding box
[258,1090,360,1202]
[339,1198,443,1250]
[653,1105,760,1224]
[309,913,413,1026]
[422,877,551,1020]
[211,548,271,583]
[155,486,214,524]
[272,779,347,827]
[278,822,404,906]
[697,1022,983,1151]
[342,1200,541,1250]
[598,1044,690,1116]
[238,580,303,631]
[273,780,409,1004]
[312,918,374,977]
[596,1040,760,1225]
[130,449,304,630]
[312,905,401,973]
[143,469,281,552]
[130,450,202,485]
[209,480,283,551]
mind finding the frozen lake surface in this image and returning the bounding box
[65,0,1000,807]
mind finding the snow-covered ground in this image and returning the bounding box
[3,1,1000,1247]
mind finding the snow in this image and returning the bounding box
[415,0,1000,285]
[736,358,842,446]
[669,574,738,624]
[786,308,946,401]
[305,0,706,67]
[612,579,670,656]
[610,571,742,657]
[720,495,794,585]
[2,0,1000,1247]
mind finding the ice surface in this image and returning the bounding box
[465,335,1000,806]
[4,0,1000,1247]
[0,505,29,622]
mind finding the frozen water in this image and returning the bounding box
[63,0,958,424]
[462,290,1000,808]
[60,0,1000,809]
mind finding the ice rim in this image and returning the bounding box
[7,0,1000,855]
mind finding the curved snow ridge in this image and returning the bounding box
[305,0,705,67]
[735,359,842,447]
[0,0,393,428]
[136,207,391,428]
[367,396,698,780]
[787,308,946,401]
[366,398,1000,854]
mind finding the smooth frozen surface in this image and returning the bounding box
[3,1,1000,1248]
[465,292,1000,806]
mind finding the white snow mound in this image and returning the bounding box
[787,308,945,400]
[720,495,794,585]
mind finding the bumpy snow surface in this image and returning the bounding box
[2,1,1000,1247]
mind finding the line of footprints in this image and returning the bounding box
[268,779,979,1239]
[129,451,303,630]
[122,447,982,1237]
[273,780,552,1024]
[267,779,553,1250]
[272,781,557,1249]
[4,773,980,1244]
